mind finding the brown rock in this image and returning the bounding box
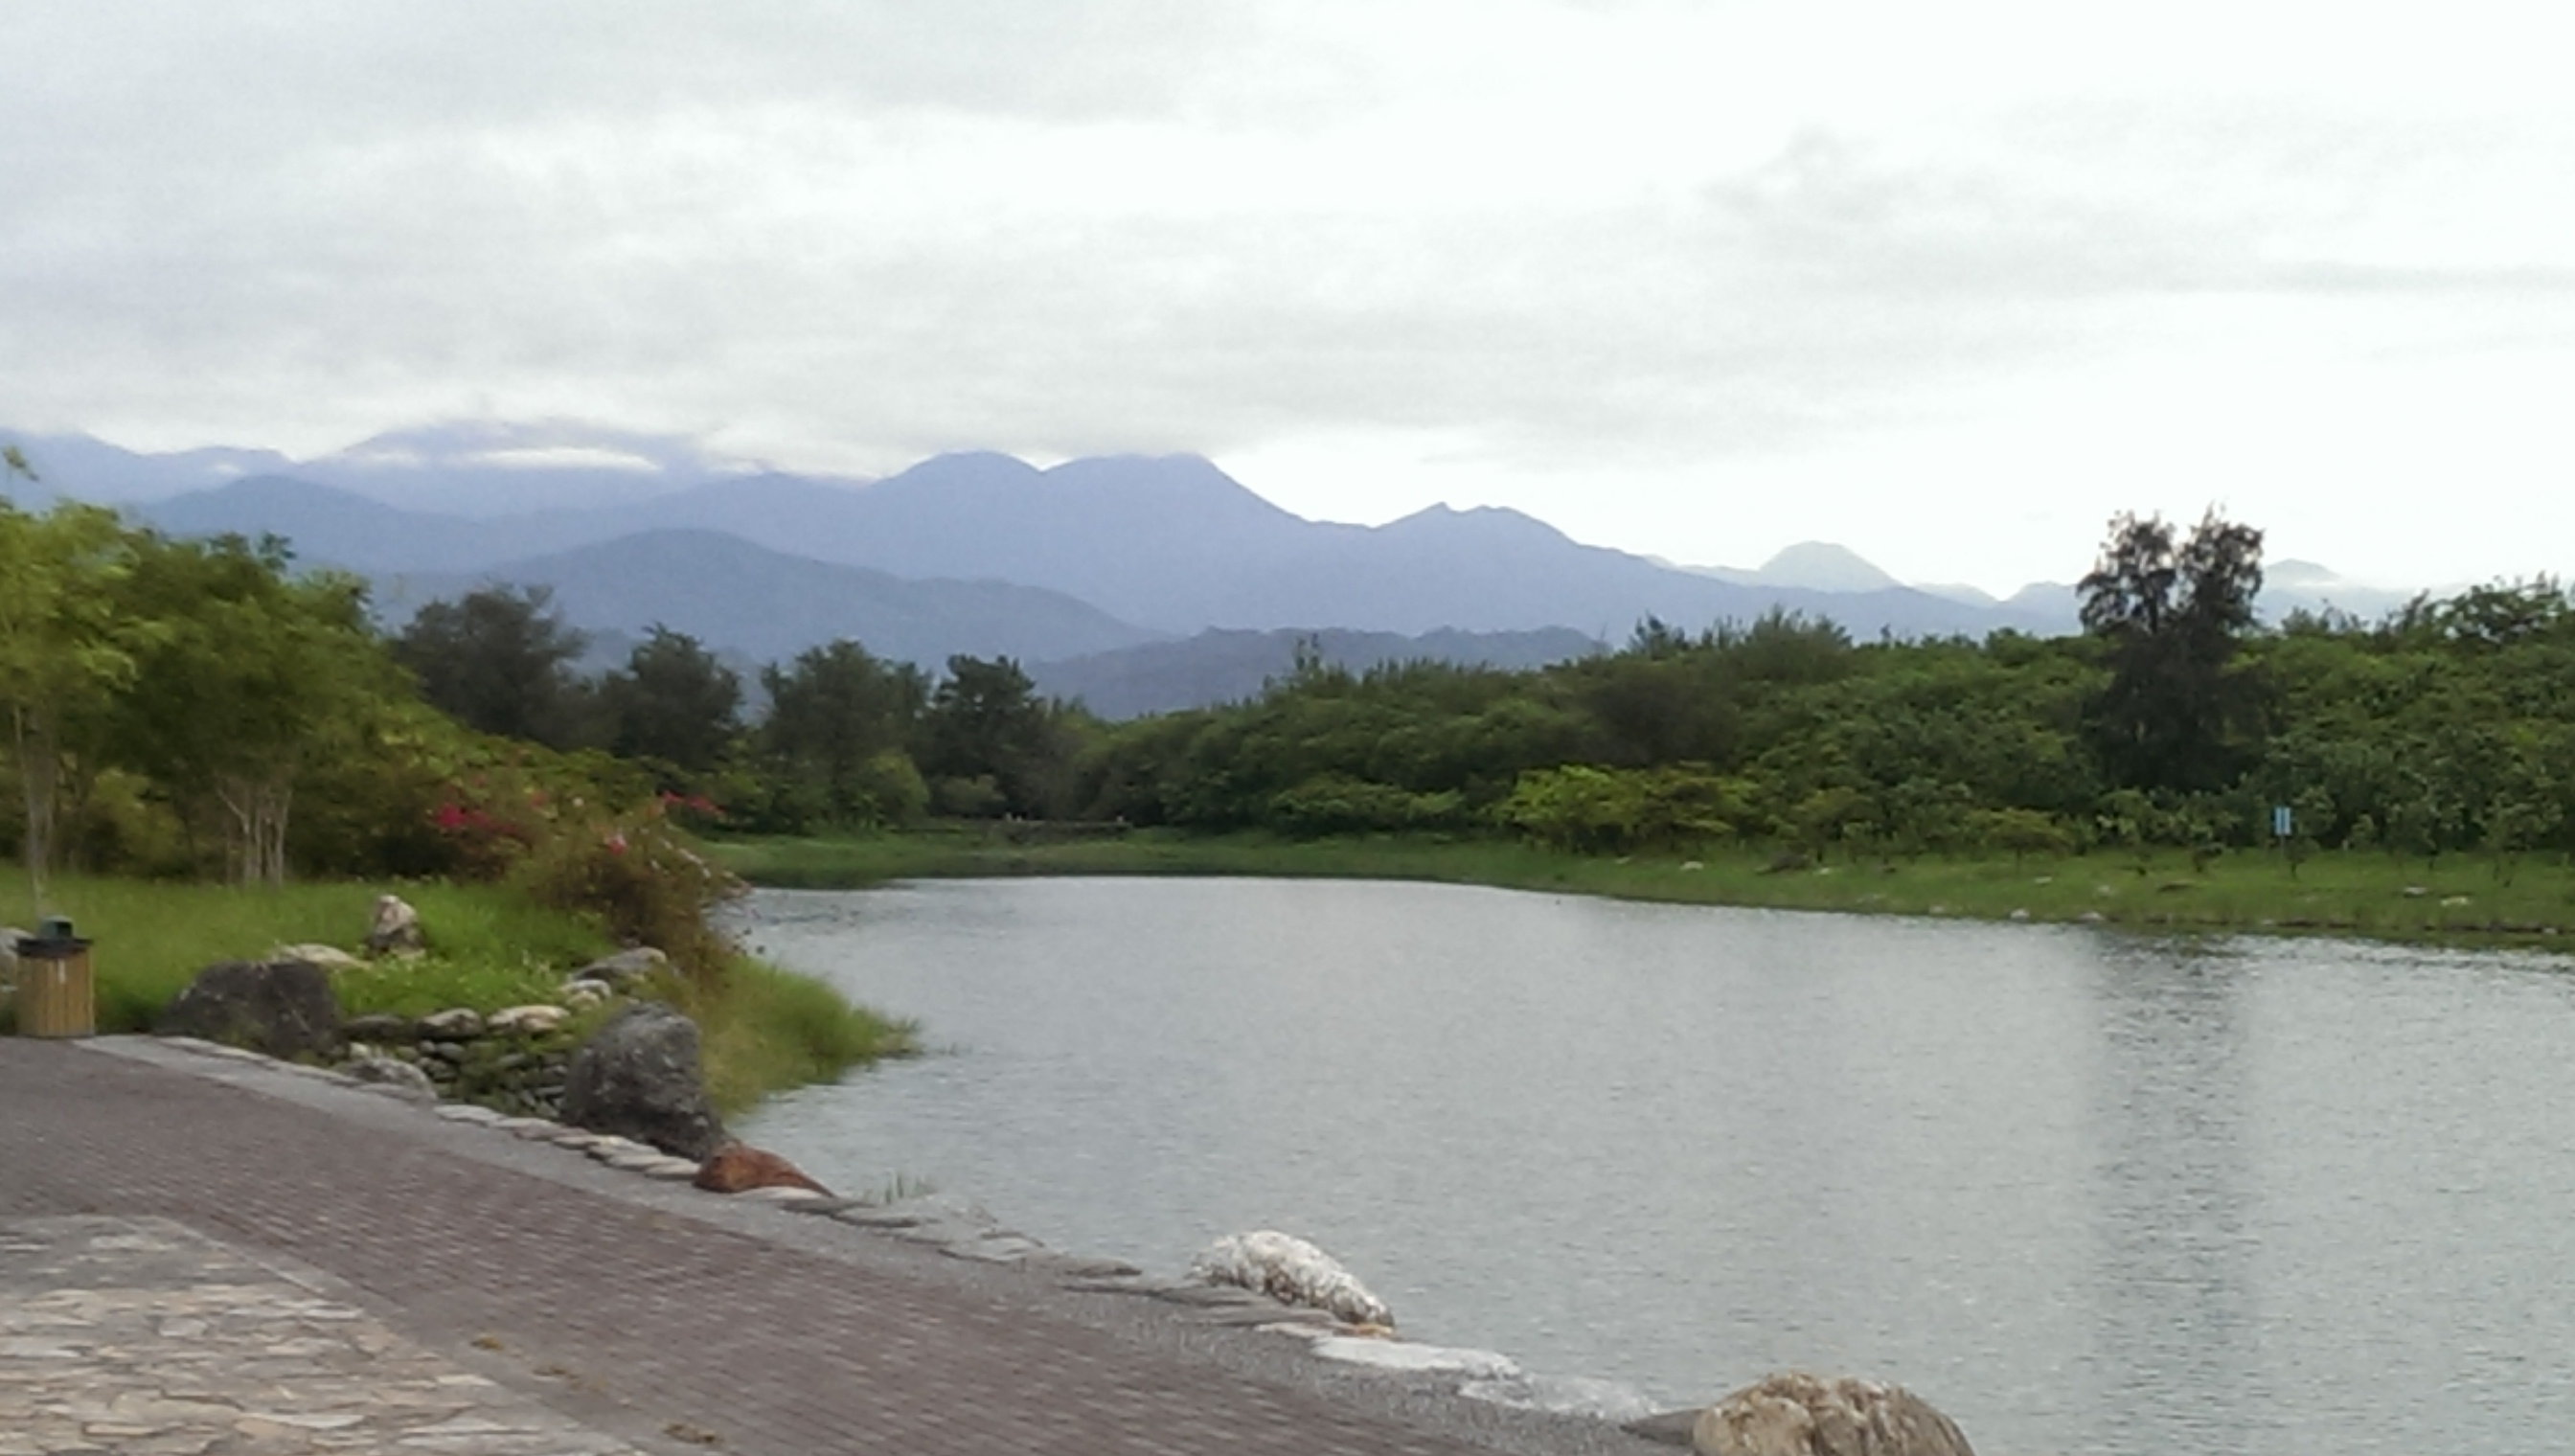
[1693,1374,1973,1456]
[694,1143,832,1196]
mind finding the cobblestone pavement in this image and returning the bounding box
[1,1217,634,1456]
[0,1040,1629,1455]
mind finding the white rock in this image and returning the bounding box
[559,978,614,1009]
[366,894,425,956]
[487,1004,569,1035]
[1310,1337,1519,1379]
[268,943,364,972]
[1190,1230,1394,1328]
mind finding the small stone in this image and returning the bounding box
[436,1104,504,1125]
[487,1004,568,1036]
[569,946,671,990]
[695,1143,833,1196]
[736,1185,829,1204]
[2008,908,2030,921]
[418,1008,484,1039]
[558,978,615,1009]
[268,942,365,973]
[344,1055,438,1105]
[342,1012,413,1042]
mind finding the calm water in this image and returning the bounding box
[738,877,2575,1455]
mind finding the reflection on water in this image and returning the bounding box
[738,878,2575,1456]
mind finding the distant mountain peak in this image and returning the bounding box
[1751,541,1902,593]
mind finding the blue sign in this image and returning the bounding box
[2272,805,2294,838]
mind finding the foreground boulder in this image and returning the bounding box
[560,1002,726,1159]
[1692,1374,1973,1456]
[1191,1230,1393,1328]
[158,960,343,1058]
[365,895,424,957]
[695,1142,833,1195]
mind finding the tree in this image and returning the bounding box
[923,655,1064,816]
[111,535,397,885]
[755,640,927,829]
[0,493,144,909]
[602,626,741,779]
[2079,510,2267,793]
[394,586,600,748]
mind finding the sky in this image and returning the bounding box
[4,2,2572,594]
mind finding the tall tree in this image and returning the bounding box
[923,655,1067,815]
[602,626,741,778]
[394,585,600,748]
[0,490,144,910]
[756,640,927,827]
[2079,509,2267,793]
[113,535,397,885]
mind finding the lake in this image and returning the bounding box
[736,876,2575,1455]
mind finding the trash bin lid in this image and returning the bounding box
[16,917,89,957]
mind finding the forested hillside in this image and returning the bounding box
[8,466,2570,891]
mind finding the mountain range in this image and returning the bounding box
[4,421,2431,716]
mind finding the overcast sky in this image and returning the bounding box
[5,2,2571,592]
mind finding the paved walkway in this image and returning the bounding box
[1,1040,1648,1455]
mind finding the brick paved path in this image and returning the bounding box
[1,1040,1626,1455]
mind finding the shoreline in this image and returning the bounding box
[66,1034,1680,1453]
[712,828,2575,953]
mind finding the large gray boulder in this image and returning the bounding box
[1693,1374,1974,1456]
[560,1002,726,1159]
[157,960,343,1058]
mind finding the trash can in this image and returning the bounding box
[15,917,95,1038]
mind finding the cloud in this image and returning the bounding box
[3,2,2572,589]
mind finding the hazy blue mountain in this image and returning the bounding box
[0,431,293,504]
[1029,626,1607,719]
[74,423,2460,643]
[1692,540,1904,594]
[141,476,522,572]
[371,530,1162,670]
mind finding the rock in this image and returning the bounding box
[571,946,670,990]
[268,943,364,973]
[342,1012,414,1043]
[694,1142,833,1196]
[1310,1337,1519,1379]
[417,1008,484,1039]
[560,1002,726,1159]
[1190,1230,1394,1328]
[487,1004,569,1035]
[559,978,615,1009]
[1691,1374,1974,1456]
[344,1055,438,1104]
[365,894,425,956]
[156,961,343,1058]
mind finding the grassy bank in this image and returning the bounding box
[1,876,911,1112]
[713,826,2575,949]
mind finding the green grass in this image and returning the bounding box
[0,873,912,1107]
[711,826,2575,949]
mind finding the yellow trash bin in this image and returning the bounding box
[15,918,95,1038]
